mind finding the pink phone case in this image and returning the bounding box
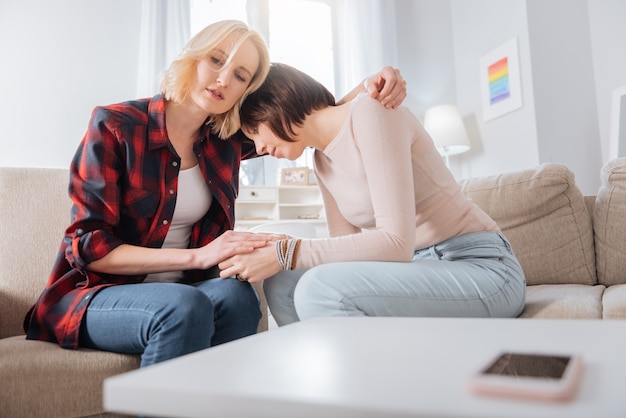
[467,353,584,401]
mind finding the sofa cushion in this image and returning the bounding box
[460,163,596,286]
[594,157,626,286]
[0,336,139,418]
[0,167,72,339]
[601,284,626,319]
[521,284,604,319]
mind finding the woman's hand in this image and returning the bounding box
[364,66,407,109]
[337,66,407,109]
[193,230,274,270]
[218,244,281,283]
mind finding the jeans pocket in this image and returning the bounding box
[434,232,506,262]
[497,233,514,255]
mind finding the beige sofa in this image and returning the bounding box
[0,167,268,418]
[460,157,626,319]
[1,159,625,416]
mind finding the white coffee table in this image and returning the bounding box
[104,317,626,418]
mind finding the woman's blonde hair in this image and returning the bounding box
[160,20,270,139]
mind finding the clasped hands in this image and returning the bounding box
[218,232,287,283]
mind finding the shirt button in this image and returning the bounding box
[75,228,84,236]
[172,161,178,167]
[169,189,175,195]
[163,220,169,225]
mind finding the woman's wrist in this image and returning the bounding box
[275,238,302,270]
[188,248,205,270]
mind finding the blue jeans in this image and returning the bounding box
[79,278,260,367]
[264,231,526,326]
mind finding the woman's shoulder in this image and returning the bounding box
[350,93,417,128]
[350,92,383,113]
[90,96,160,128]
[350,93,412,119]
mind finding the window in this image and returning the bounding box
[267,0,334,93]
[190,1,247,36]
[189,0,335,186]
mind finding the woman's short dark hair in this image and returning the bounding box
[239,63,335,142]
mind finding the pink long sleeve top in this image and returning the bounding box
[294,94,499,269]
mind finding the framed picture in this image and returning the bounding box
[281,167,308,185]
[479,37,523,121]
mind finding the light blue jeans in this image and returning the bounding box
[264,232,526,326]
[79,278,260,367]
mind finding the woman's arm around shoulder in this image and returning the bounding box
[337,66,407,109]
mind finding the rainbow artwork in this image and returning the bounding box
[487,57,510,105]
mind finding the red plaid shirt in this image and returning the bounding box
[24,95,256,349]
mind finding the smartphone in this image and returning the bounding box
[467,352,583,401]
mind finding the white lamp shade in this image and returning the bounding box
[424,105,471,156]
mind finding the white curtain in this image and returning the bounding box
[136,0,191,98]
[246,0,269,42]
[241,0,272,186]
[332,0,398,98]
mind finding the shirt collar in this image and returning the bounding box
[147,94,215,149]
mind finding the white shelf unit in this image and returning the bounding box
[235,185,327,236]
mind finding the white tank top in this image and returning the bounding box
[145,165,212,282]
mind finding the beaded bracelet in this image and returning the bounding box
[275,237,302,270]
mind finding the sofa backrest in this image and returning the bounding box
[594,157,626,286]
[0,167,71,338]
[459,163,597,287]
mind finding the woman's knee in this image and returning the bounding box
[263,270,300,308]
[295,265,342,297]
[212,279,259,312]
[264,270,304,326]
[200,279,261,344]
[294,266,348,319]
[204,279,262,331]
[155,285,215,330]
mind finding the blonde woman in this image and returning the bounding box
[24,21,408,367]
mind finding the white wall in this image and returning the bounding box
[527,0,602,194]
[587,0,626,164]
[0,0,142,168]
[395,0,457,114]
[451,0,540,180]
[395,0,626,194]
[2,0,625,195]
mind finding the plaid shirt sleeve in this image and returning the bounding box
[64,106,131,274]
